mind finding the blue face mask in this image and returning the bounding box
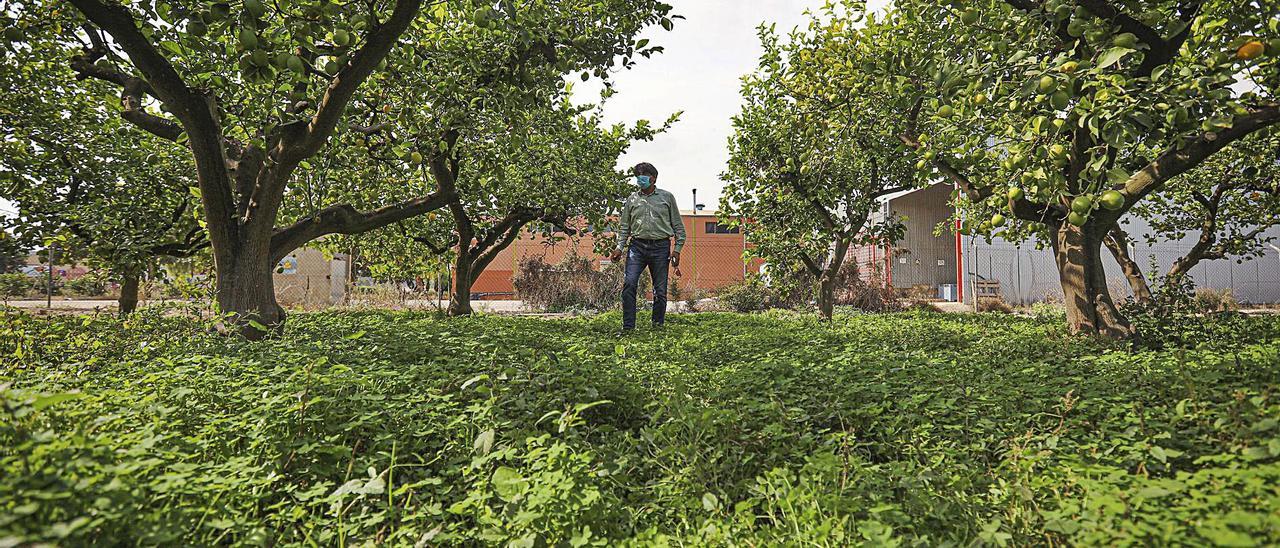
[635,175,652,190]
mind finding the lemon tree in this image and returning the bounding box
[0,35,203,314]
[15,0,673,335]
[722,17,921,319]
[825,0,1279,338]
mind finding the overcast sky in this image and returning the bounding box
[578,0,861,212]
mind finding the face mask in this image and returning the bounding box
[635,175,652,190]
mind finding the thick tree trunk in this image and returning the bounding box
[448,252,475,316]
[215,241,285,339]
[817,273,836,320]
[1103,230,1152,304]
[118,271,140,316]
[1051,222,1134,339]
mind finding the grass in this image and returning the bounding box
[2,309,1279,546]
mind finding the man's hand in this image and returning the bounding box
[610,248,623,263]
[671,250,680,268]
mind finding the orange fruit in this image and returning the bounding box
[1237,40,1265,61]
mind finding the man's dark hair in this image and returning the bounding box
[633,162,658,178]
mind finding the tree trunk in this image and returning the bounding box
[448,252,475,316]
[817,273,836,320]
[215,242,285,339]
[1051,222,1134,339]
[118,271,140,316]
[1103,230,1152,304]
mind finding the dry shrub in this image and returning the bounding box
[513,252,623,313]
[837,262,902,312]
[977,296,1013,314]
[1195,288,1239,313]
[906,299,944,313]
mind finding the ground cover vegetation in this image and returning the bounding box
[3,310,1278,546]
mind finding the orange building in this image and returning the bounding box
[469,210,763,299]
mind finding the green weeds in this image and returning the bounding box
[2,310,1278,545]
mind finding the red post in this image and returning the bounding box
[955,219,964,302]
[884,244,892,289]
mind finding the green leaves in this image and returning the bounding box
[491,466,525,501]
[3,310,1280,544]
[1096,47,1134,69]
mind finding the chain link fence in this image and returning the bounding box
[960,240,1280,305]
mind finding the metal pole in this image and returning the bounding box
[46,244,53,309]
[969,236,978,312]
[1015,246,1022,305]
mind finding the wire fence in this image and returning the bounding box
[960,241,1280,305]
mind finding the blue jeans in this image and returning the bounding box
[621,238,670,329]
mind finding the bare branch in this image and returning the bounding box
[269,190,456,263]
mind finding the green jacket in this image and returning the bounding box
[616,188,686,252]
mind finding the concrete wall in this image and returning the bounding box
[274,248,348,307]
[468,212,762,298]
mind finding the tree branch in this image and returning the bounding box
[68,0,238,257]
[285,0,423,162]
[1098,104,1280,225]
[269,190,456,263]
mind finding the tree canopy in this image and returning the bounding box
[723,15,922,318]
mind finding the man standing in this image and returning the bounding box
[610,162,686,333]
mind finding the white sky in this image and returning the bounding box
[579,0,876,212]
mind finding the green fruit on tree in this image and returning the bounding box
[1071,195,1093,215]
[991,213,1006,227]
[473,8,493,27]
[923,150,937,160]
[1099,190,1125,210]
[1113,32,1137,48]
[333,29,351,47]
[1067,211,1088,226]
[960,9,979,25]
[286,55,305,73]
[324,59,340,74]
[1049,143,1067,159]
[250,49,269,67]
[937,105,955,118]
[1038,75,1057,93]
[237,27,258,50]
[1007,187,1025,201]
[187,20,207,37]
[1049,90,1070,110]
[210,2,231,21]
[410,151,424,164]
[244,0,266,18]
[1066,19,1086,37]
[972,93,988,106]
